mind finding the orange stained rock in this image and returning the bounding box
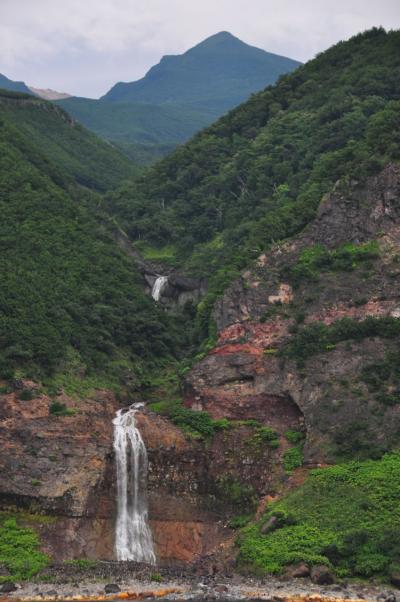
[5,588,184,602]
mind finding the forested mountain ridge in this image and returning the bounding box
[0,73,32,95]
[0,89,137,190]
[57,32,300,165]
[0,90,181,385]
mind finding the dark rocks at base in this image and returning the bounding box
[391,574,400,587]
[310,564,335,585]
[0,582,17,593]
[104,583,121,594]
[284,562,310,578]
[45,590,58,597]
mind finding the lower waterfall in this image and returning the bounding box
[113,404,156,563]
[151,276,168,302]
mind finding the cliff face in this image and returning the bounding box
[185,164,400,463]
[0,383,118,560]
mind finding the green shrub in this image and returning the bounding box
[237,452,400,578]
[229,514,253,529]
[361,351,400,406]
[282,316,400,363]
[0,517,48,581]
[19,388,35,401]
[283,447,304,472]
[285,429,305,444]
[64,558,97,569]
[215,474,257,510]
[49,401,75,417]
[284,241,380,286]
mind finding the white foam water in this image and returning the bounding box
[113,404,156,563]
[151,276,168,302]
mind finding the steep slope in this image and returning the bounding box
[107,27,400,339]
[0,90,179,385]
[0,90,137,190]
[103,31,301,112]
[57,97,214,164]
[185,163,400,578]
[0,73,32,95]
[57,32,300,164]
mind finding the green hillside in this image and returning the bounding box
[0,90,137,191]
[57,97,216,165]
[0,91,179,385]
[106,27,400,337]
[57,32,301,164]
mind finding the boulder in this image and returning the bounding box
[104,584,121,594]
[391,573,400,588]
[284,562,310,578]
[0,582,18,593]
[310,564,335,585]
[260,516,278,534]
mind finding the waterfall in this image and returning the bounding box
[151,275,168,302]
[113,404,156,563]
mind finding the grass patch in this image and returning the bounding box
[284,241,380,286]
[148,398,230,438]
[64,559,98,569]
[0,517,48,582]
[237,451,400,578]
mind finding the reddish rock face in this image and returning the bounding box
[185,164,400,463]
[0,384,118,560]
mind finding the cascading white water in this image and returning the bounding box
[151,276,168,302]
[113,404,156,563]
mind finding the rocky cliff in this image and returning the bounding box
[185,164,400,463]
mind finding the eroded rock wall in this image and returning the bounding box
[185,164,400,462]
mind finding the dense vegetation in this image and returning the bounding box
[0,94,183,385]
[57,97,214,166]
[238,452,400,579]
[282,316,400,363]
[107,28,400,341]
[0,517,48,581]
[0,91,136,191]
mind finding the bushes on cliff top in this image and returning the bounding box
[237,451,400,578]
[0,517,48,581]
[282,316,400,363]
[148,399,231,438]
[284,241,379,286]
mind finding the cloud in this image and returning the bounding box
[1,0,399,96]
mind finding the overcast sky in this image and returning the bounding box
[1,0,399,98]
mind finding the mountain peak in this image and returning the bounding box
[102,32,301,105]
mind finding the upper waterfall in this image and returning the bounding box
[113,404,156,563]
[151,275,168,302]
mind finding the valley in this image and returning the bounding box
[0,25,400,599]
